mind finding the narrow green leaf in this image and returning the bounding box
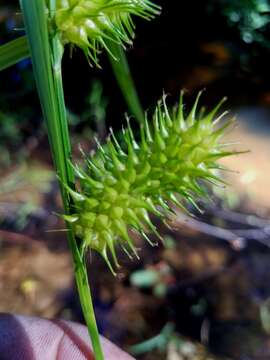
[0,36,30,71]
[19,2,105,359]
[108,41,145,124]
[19,0,72,209]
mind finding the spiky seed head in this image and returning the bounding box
[55,0,160,66]
[64,92,241,274]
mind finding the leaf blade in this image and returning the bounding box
[0,36,30,71]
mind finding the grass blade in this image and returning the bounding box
[108,41,145,124]
[0,36,30,71]
[19,0,68,195]
[19,1,104,358]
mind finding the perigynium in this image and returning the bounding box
[64,92,240,274]
[54,0,160,66]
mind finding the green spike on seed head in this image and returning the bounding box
[55,0,160,66]
[64,92,240,275]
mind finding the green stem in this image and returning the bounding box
[19,1,104,358]
[51,36,75,190]
[67,230,104,359]
[108,42,144,124]
[52,40,104,360]
[73,253,104,358]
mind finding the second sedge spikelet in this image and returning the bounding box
[64,92,239,274]
[55,0,160,66]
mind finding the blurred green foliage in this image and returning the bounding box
[208,0,270,47]
[0,111,25,167]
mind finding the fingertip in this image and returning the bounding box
[0,314,135,359]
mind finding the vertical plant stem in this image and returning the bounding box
[73,259,104,357]
[19,1,104,358]
[52,36,104,359]
[51,36,74,190]
[67,231,104,360]
[108,42,145,124]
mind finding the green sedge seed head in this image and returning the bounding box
[66,92,241,274]
[55,0,160,66]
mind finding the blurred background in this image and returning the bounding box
[1,1,270,359]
